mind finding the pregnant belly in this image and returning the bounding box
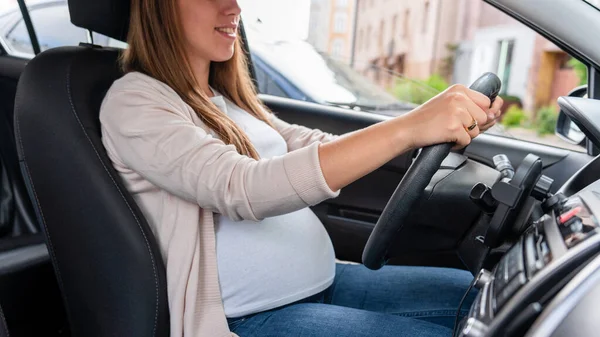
[215,208,336,318]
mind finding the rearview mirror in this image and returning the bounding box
[555,85,587,146]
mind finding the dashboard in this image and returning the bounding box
[453,94,600,337]
[459,181,600,336]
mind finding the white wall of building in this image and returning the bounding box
[467,25,536,99]
[453,41,473,85]
[307,0,331,52]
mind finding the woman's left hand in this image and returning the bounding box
[479,96,504,132]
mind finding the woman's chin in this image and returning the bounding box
[211,49,235,63]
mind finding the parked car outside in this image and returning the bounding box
[246,24,422,117]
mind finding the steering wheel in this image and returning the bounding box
[362,73,502,270]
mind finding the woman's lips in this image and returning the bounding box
[215,27,237,39]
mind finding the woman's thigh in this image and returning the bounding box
[231,303,452,337]
[324,264,477,328]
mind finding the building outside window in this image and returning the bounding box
[403,9,410,37]
[337,0,348,8]
[496,39,515,95]
[358,29,364,50]
[423,1,430,33]
[331,38,345,58]
[334,12,347,33]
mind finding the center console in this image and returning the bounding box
[459,181,600,337]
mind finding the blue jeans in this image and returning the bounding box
[228,263,477,337]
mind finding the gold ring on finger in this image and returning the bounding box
[467,118,478,131]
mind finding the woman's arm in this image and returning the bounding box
[270,115,338,150]
[101,84,499,222]
[269,88,502,156]
[101,90,338,222]
[318,85,501,191]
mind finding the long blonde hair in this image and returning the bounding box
[122,0,272,159]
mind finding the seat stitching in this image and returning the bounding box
[14,81,72,330]
[0,305,9,337]
[65,53,160,336]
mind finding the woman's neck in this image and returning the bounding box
[189,57,214,98]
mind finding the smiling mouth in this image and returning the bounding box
[215,27,237,35]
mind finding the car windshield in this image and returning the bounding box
[245,24,429,110]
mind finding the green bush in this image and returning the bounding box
[499,94,522,104]
[391,82,435,105]
[423,74,450,92]
[534,106,558,135]
[501,105,528,128]
[568,57,588,85]
[391,74,449,105]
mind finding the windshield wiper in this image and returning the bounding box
[325,101,416,111]
[324,101,379,111]
[375,102,418,110]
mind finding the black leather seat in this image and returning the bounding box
[0,71,39,237]
[13,0,170,336]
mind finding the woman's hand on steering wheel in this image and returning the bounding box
[318,75,502,194]
[400,84,503,150]
[362,73,503,270]
[479,96,503,132]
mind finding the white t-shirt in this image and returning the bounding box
[211,94,336,318]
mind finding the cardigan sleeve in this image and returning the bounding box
[100,90,339,222]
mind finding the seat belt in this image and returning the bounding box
[16,0,41,55]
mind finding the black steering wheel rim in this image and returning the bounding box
[361,72,502,270]
[362,143,453,270]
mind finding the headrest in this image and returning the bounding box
[68,0,131,42]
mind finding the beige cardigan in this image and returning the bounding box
[100,72,339,337]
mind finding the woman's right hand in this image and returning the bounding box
[319,84,495,191]
[399,84,491,150]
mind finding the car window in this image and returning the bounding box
[5,4,87,54]
[0,0,125,58]
[240,0,588,152]
[253,57,290,99]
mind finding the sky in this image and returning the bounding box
[238,0,311,40]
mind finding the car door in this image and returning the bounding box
[240,0,597,269]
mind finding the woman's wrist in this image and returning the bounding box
[385,115,416,156]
